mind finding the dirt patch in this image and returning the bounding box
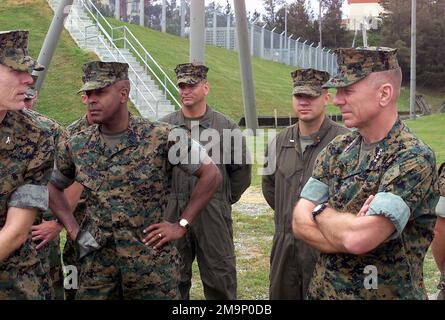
[233,186,272,216]
[238,186,268,205]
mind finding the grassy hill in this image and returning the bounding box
[0,0,91,126]
[0,0,140,125]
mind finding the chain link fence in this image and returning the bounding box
[95,0,337,75]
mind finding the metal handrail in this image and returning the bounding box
[70,3,159,118]
[80,0,181,110]
[120,26,181,108]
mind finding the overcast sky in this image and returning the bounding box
[212,0,350,17]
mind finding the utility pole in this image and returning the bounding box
[139,0,144,26]
[180,0,186,38]
[234,0,258,133]
[161,0,167,33]
[410,0,417,120]
[33,0,74,91]
[284,4,287,49]
[115,0,120,20]
[319,0,323,48]
[189,0,205,64]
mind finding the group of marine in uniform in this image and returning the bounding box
[0,29,444,300]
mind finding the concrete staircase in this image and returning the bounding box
[47,0,177,120]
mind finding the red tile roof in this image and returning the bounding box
[348,0,380,4]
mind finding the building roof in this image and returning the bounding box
[348,0,380,4]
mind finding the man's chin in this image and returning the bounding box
[8,103,25,111]
[89,115,104,124]
[298,114,313,121]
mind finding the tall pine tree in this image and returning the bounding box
[380,0,445,88]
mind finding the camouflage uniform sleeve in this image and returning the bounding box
[50,137,76,190]
[436,163,445,218]
[367,155,437,239]
[8,131,54,211]
[299,145,331,205]
[167,127,208,175]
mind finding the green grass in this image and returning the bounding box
[404,114,445,164]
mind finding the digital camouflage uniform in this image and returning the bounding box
[436,163,445,291]
[300,47,439,299]
[262,69,348,300]
[24,108,66,300]
[51,61,205,300]
[437,163,445,218]
[62,115,90,300]
[0,30,54,300]
[160,63,252,300]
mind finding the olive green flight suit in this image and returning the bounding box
[160,106,252,300]
[262,116,348,299]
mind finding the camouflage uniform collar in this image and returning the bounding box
[86,113,140,155]
[177,105,213,129]
[339,118,403,171]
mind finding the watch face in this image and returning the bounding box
[179,219,189,227]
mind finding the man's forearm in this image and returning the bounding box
[432,217,445,274]
[315,208,395,255]
[296,224,342,253]
[48,182,79,240]
[181,162,222,224]
[315,209,357,253]
[0,207,36,263]
[0,231,23,263]
[293,199,342,253]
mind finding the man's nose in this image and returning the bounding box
[333,93,344,107]
[21,72,34,85]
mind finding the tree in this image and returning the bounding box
[262,0,285,27]
[319,0,349,48]
[224,0,232,15]
[275,0,317,42]
[380,0,445,88]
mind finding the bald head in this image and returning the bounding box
[368,67,402,102]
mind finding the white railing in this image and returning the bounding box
[70,3,160,117]
[78,0,181,110]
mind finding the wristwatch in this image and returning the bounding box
[178,218,191,232]
[312,203,328,221]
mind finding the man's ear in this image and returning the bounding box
[120,86,130,103]
[379,83,393,107]
[323,91,331,105]
[203,81,210,96]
